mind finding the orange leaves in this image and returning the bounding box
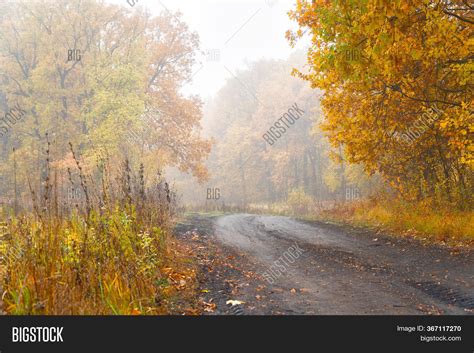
[289,0,473,207]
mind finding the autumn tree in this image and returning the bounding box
[288,0,473,208]
[0,0,210,202]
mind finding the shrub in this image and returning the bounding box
[287,187,315,216]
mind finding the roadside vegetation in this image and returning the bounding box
[0,144,198,315]
[0,1,207,315]
[317,200,473,248]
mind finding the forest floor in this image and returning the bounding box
[176,213,474,315]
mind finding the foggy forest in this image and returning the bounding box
[0,0,472,316]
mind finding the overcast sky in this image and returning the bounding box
[107,0,306,98]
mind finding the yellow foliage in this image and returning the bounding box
[288,0,473,208]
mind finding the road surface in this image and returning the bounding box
[176,213,474,315]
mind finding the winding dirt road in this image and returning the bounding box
[177,213,473,315]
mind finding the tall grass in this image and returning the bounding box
[319,198,474,247]
[0,141,197,314]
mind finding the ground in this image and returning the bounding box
[175,213,474,315]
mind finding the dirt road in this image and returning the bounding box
[176,213,473,315]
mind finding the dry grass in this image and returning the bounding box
[319,199,474,248]
[0,142,198,315]
[0,209,198,315]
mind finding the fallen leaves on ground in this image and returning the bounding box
[226,300,245,306]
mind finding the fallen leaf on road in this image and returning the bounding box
[203,302,216,312]
[226,300,245,306]
[131,308,141,315]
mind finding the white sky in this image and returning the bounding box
[108,0,306,98]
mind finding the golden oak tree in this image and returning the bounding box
[288,0,473,207]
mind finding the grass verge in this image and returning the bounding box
[317,199,473,248]
[0,144,200,315]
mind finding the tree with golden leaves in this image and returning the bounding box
[288,0,473,207]
[0,0,210,200]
